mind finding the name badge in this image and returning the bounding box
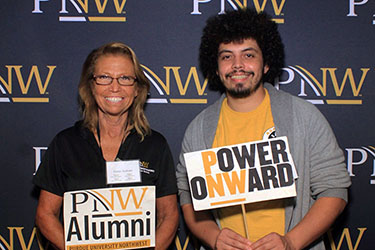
[106,160,141,185]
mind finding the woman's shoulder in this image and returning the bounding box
[52,120,90,143]
[145,129,168,143]
[133,129,171,148]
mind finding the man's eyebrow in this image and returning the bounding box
[218,49,232,56]
[218,47,259,55]
[242,47,258,52]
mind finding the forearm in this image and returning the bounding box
[154,195,179,249]
[181,204,221,249]
[36,213,64,250]
[155,212,179,249]
[286,197,346,250]
[35,190,64,250]
[190,219,221,249]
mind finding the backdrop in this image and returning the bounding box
[1,1,374,249]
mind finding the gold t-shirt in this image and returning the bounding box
[213,89,285,242]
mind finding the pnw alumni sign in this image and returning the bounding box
[184,137,298,211]
[63,186,155,250]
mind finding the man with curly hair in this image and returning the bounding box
[176,8,350,250]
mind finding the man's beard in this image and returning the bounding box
[226,77,262,99]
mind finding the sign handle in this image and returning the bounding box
[241,204,250,240]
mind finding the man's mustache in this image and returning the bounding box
[225,70,254,78]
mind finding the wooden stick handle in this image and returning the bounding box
[241,204,250,240]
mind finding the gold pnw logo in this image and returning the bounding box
[0,65,56,103]
[278,66,369,105]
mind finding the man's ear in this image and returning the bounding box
[264,64,270,74]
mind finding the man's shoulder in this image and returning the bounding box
[191,95,224,123]
[266,83,320,114]
[182,95,224,148]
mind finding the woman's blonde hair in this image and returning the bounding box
[78,42,151,140]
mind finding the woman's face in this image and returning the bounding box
[92,54,138,119]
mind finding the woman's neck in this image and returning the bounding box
[98,112,128,137]
[96,112,129,161]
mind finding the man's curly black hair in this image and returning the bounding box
[199,8,285,92]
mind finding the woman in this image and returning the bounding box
[33,42,179,250]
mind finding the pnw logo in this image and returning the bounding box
[32,0,128,22]
[346,146,375,185]
[142,65,208,104]
[347,0,375,25]
[0,65,55,103]
[191,0,286,24]
[277,66,369,105]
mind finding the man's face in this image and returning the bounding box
[217,38,269,98]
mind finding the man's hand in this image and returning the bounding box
[250,233,296,250]
[215,228,252,250]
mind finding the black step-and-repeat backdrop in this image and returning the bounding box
[1,1,374,249]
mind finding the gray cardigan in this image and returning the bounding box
[176,83,351,249]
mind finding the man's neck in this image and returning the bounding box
[226,86,266,112]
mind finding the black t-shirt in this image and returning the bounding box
[33,121,177,198]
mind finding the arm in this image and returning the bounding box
[285,197,346,249]
[35,190,64,250]
[177,112,251,249]
[155,194,179,250]
[182,204,252,250]
[251,96,350,249]
[251,197,346,250]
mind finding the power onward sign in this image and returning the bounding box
[184,137,298,211]
[63,186,155,250]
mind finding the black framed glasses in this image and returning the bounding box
[93,75,137,86]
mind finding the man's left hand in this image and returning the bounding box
[250,233,296,250]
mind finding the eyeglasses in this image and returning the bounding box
[93,75,137,86]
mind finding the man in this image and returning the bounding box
[176,8,351,250]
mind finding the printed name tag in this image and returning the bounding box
[106,160,141,184]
